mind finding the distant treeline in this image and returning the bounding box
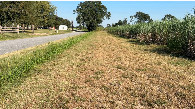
[0,1,71,29]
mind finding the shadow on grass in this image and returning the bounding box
[19,30,33,33]
[150,46,194,60]
[75,30,89,32]
[127,39,149,45]
[127,39,194,60]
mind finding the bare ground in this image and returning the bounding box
[0,31,194,108]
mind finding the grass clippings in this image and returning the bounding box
[0,31,194,108]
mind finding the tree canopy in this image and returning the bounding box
[53,15,71,29]
[74,1,111,31]
[0,1,72,29]
[112,18,128,27]
[133,11,152,23]
[162,14,177,21]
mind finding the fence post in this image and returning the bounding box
[0,25,2,34]
[22,24,24,33]
[32,25,34,34]
[17,25,19,34]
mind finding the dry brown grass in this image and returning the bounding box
[0,31,194,108]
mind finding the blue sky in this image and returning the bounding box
[51,1,195,27]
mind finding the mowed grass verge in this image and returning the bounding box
[0,32,92,91]
[0,29,72,41]
[0,31,194,108]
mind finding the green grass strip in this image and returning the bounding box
[0,32,93,88]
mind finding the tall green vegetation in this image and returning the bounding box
[107,15,195,59]
[74,1,111,31]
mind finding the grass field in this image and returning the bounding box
[0,29,72,41]
[0,31,194,108]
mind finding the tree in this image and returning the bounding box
[133,11,152,23]
[130,15,134,24]
[107,24,111,27]
[112,23,116,27]
[112,18,128,27]
[0,1,56,28]
[117,20,123,26]
[36,2,56,27]
[162,14,177,21]
[52,15,71,29]
[0,1,22,26]
[122,18,128,25]
[73,1,111,31]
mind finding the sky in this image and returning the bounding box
[51,1,195,27]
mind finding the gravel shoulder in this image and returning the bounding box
[0,32,85,55]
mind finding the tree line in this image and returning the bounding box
[73,1,183,31]
[111,12,178,27]
[0,1,71,29]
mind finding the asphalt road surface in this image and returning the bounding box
[0,32,85,55]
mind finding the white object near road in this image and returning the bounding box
[59,25,68,30]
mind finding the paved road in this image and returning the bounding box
[0,32,85,55]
